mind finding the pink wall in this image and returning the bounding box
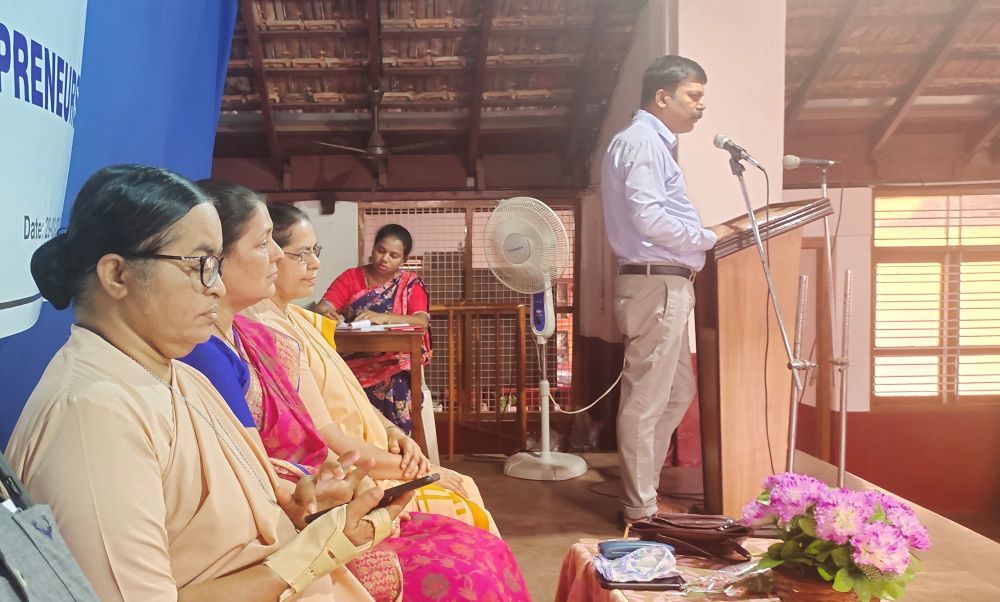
[796,404,1000,513]
[674,0,787,227]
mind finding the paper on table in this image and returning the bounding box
[336,320,413,332]
[336,319,371,331]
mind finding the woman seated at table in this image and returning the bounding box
[181,181,527,601]
[247,202,496,534]
[314,224,429,434]
[5,165,406,602]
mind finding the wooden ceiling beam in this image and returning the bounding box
[563,1,612,171]
[871,0,983,155]
[784,130,1000,187]
[806,81,1000,100]
[966,106,1000,160]
[365,0,381,91]
[466,0,497,175]
[267,188,582,204]
[238,0,282,177]
[787,47,1000,65]
[785,0,864,125]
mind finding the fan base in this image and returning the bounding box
[503,451,587,481]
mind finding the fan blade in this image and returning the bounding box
[388,139,449,154]
[316,141,369,154]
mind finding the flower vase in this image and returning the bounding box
[772,567,860,602]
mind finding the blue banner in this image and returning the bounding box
[0,1,237,444]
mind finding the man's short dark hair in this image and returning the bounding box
[640,55,707,106]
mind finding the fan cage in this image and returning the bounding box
[482,197,570,294]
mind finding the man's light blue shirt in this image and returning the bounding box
[601,110,717,271]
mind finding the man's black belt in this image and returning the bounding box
[619,264,696,279]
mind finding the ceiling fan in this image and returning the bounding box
[315,88,446,186]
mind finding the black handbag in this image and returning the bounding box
[0,453,99,601]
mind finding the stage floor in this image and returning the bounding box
[445,451,1000,601]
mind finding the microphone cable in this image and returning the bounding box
[761,168,776,475]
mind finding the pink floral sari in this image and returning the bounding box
[232,315,329,479]
[233,315,531,602]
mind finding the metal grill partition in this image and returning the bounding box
[359,200,578,454]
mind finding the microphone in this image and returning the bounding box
[782,154,839,170]
[713,134,763,169]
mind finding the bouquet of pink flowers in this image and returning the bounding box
[742,473,930,601]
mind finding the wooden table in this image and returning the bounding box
[556,452,1000,601]
[333,328,427,453]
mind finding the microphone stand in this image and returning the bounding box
[816,168,852,487]
[726,154,815,473]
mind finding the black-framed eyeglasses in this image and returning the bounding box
[130,253,224,288]
[283,244,322,265]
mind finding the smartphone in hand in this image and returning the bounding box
[304,473,441,524]
[375,472,440,508]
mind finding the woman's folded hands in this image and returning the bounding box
[265,451,413,600]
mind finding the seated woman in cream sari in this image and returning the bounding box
[246,202,497,534]
[4,165,408,602]
[181,182,528,602]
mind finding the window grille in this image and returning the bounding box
[872,194,1000,405]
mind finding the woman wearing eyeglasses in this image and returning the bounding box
[247,203,497,535]
[314,224,430,435]
[5,165,407,601]
[181,182,527,602]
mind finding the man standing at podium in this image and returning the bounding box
[601,55,718,524]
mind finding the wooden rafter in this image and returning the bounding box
[267,188,582,205]
[966,106,1000,160]
[785,0,864,125]
[365,0,381,91]
[365,0,384,187]
[871,0,982,155]
[239,0,282,177]
[466,0,496,176]
[563,1,612,171]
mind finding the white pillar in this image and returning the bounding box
[579,0,787,343]
[673,0,787,224]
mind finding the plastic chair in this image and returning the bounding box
[419,366,440,465]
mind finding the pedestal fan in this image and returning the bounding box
[482,197,588,481]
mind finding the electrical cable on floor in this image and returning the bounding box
[462,454,509,463]
[552,362,624,415]
[531,332,625,415]
[588,482,620,498]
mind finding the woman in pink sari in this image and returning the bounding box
[183,181,530,602]
[315,225,429,434]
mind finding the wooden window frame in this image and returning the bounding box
[871,189,1000,410]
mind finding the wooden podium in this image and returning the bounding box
[694,198,833,516]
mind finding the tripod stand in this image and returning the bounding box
[725,155,815,473]
[815,167,854,487]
